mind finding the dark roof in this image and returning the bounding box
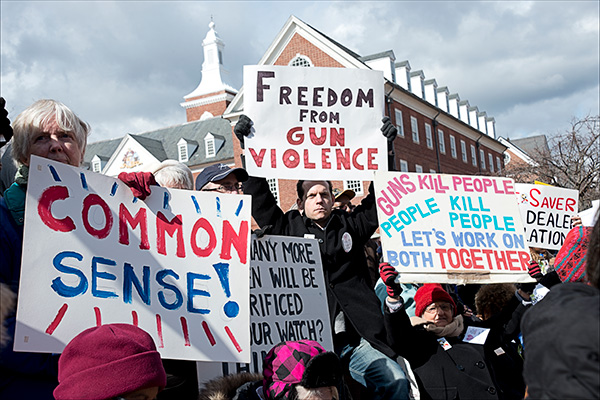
[509,135,549,155]
[83,117,233,168]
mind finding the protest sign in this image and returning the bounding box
[242,65,386,180]
[374,171,534,284]
[197,234,333,378]
[515,183,579,250]
[15,156,251,362]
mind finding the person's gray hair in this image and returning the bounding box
[295,385,339,400]
[11,99,90,165]
[147,160,193,190]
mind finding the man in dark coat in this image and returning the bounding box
[238,116,411,399]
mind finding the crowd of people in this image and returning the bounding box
[0,98,598,400]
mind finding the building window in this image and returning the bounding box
[438,129,446,154]
[345,180,364,196]
[415,164,423,173]
[460,140,467,163]
[205,138,215,158]
[450,135,457,158]
[411,116,419,143]
[400,159,409,172]
[480,149,486,170]
[92,160,101,173]
[267,178,279,205]
[179,143,189,162]
[289,55,313,67]
[471,145,477,167]
[496,156,502,172]
[488,153,494,172]
[394,109,404,138]
[425,123,433,149]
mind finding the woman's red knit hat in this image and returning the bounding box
[54,323,166,400]
[414,284,457,317]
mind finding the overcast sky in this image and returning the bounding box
[1,1,598,144]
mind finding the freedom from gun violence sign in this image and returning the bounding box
[242,65,387,180]
[374,171,534,284]
[197,235,333,378]
[515,184,579,250]
[15,156,252,362]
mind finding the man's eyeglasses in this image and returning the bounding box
[203,183,243,193]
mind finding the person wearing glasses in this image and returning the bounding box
[380,264,526,399]
[195,163,248,193]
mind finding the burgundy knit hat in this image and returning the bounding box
[554,226,592,283]
[262,340,342,399]
[54,323,167,400]
[414,284,457,317]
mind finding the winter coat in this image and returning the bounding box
[0,185,59,399]
[522,282,600,399]
[243,177,396,359]
[385,297,526,400]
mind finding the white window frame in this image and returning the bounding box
[489,153,494,172]
[400,159,409,172]
[496,156,502,172]
[460,140,467,163]
[450,135,457,158]
[394,109,404,138]
[480,149,486,170]
[92,160,101,173]
[415,164,423,173]
[289,54,313,67]
[471,145,477,167]
[425,123,433,149]
[178,142,189,162]
[205,137,215,158]
[438,129,446,154]
[411,116,419,144]
[344,180,364,196]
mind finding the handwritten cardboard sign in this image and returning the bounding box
[515,183,579,250]
[374,171,534,284]
[197,235,333,379]
[242,65,386,180]
[15,156,251,362]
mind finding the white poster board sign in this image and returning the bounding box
[374,171,534,284]
[197,235,333,379]
[243,65,386,180]
[515,183,579,250]
[15,156,251,362]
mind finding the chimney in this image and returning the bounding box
[424,79,438,106]
[410,70,425,99]
[436,86,449,113]
[395,60,411,91]
[448,94,461,119]
[459,100,470,124]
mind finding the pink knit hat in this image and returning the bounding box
[54,324,166,400]
[414,284,457,318]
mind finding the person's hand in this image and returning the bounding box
[234,115,253,149]
[0,97,13,148]
[118,172,157,200]
[379,262,402,297]
[527,261,543,280]
[380,116,397,142]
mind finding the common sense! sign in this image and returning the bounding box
[242,65,387,180]
[15,156,252,362]
[374,171,534,284]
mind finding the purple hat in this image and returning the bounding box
[262,340,342,399]
[54,324,166,400]
[195,163,248,190]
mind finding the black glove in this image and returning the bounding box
[527,261,543,280]
[381,116,397,142]
[0,97,13,148]
[234,115,253,149]
[379,263,403,297]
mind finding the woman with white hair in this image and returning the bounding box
[146,159,194,190]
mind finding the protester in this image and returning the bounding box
[332,188,355,212]
[380,263,526,399]
[521,214,600,399]
[53,323,167,400]
[195,162,248,193]
[236,115,413,399]
[147,159,194,190]
[198,340,350,400]
[0,99,156,398]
